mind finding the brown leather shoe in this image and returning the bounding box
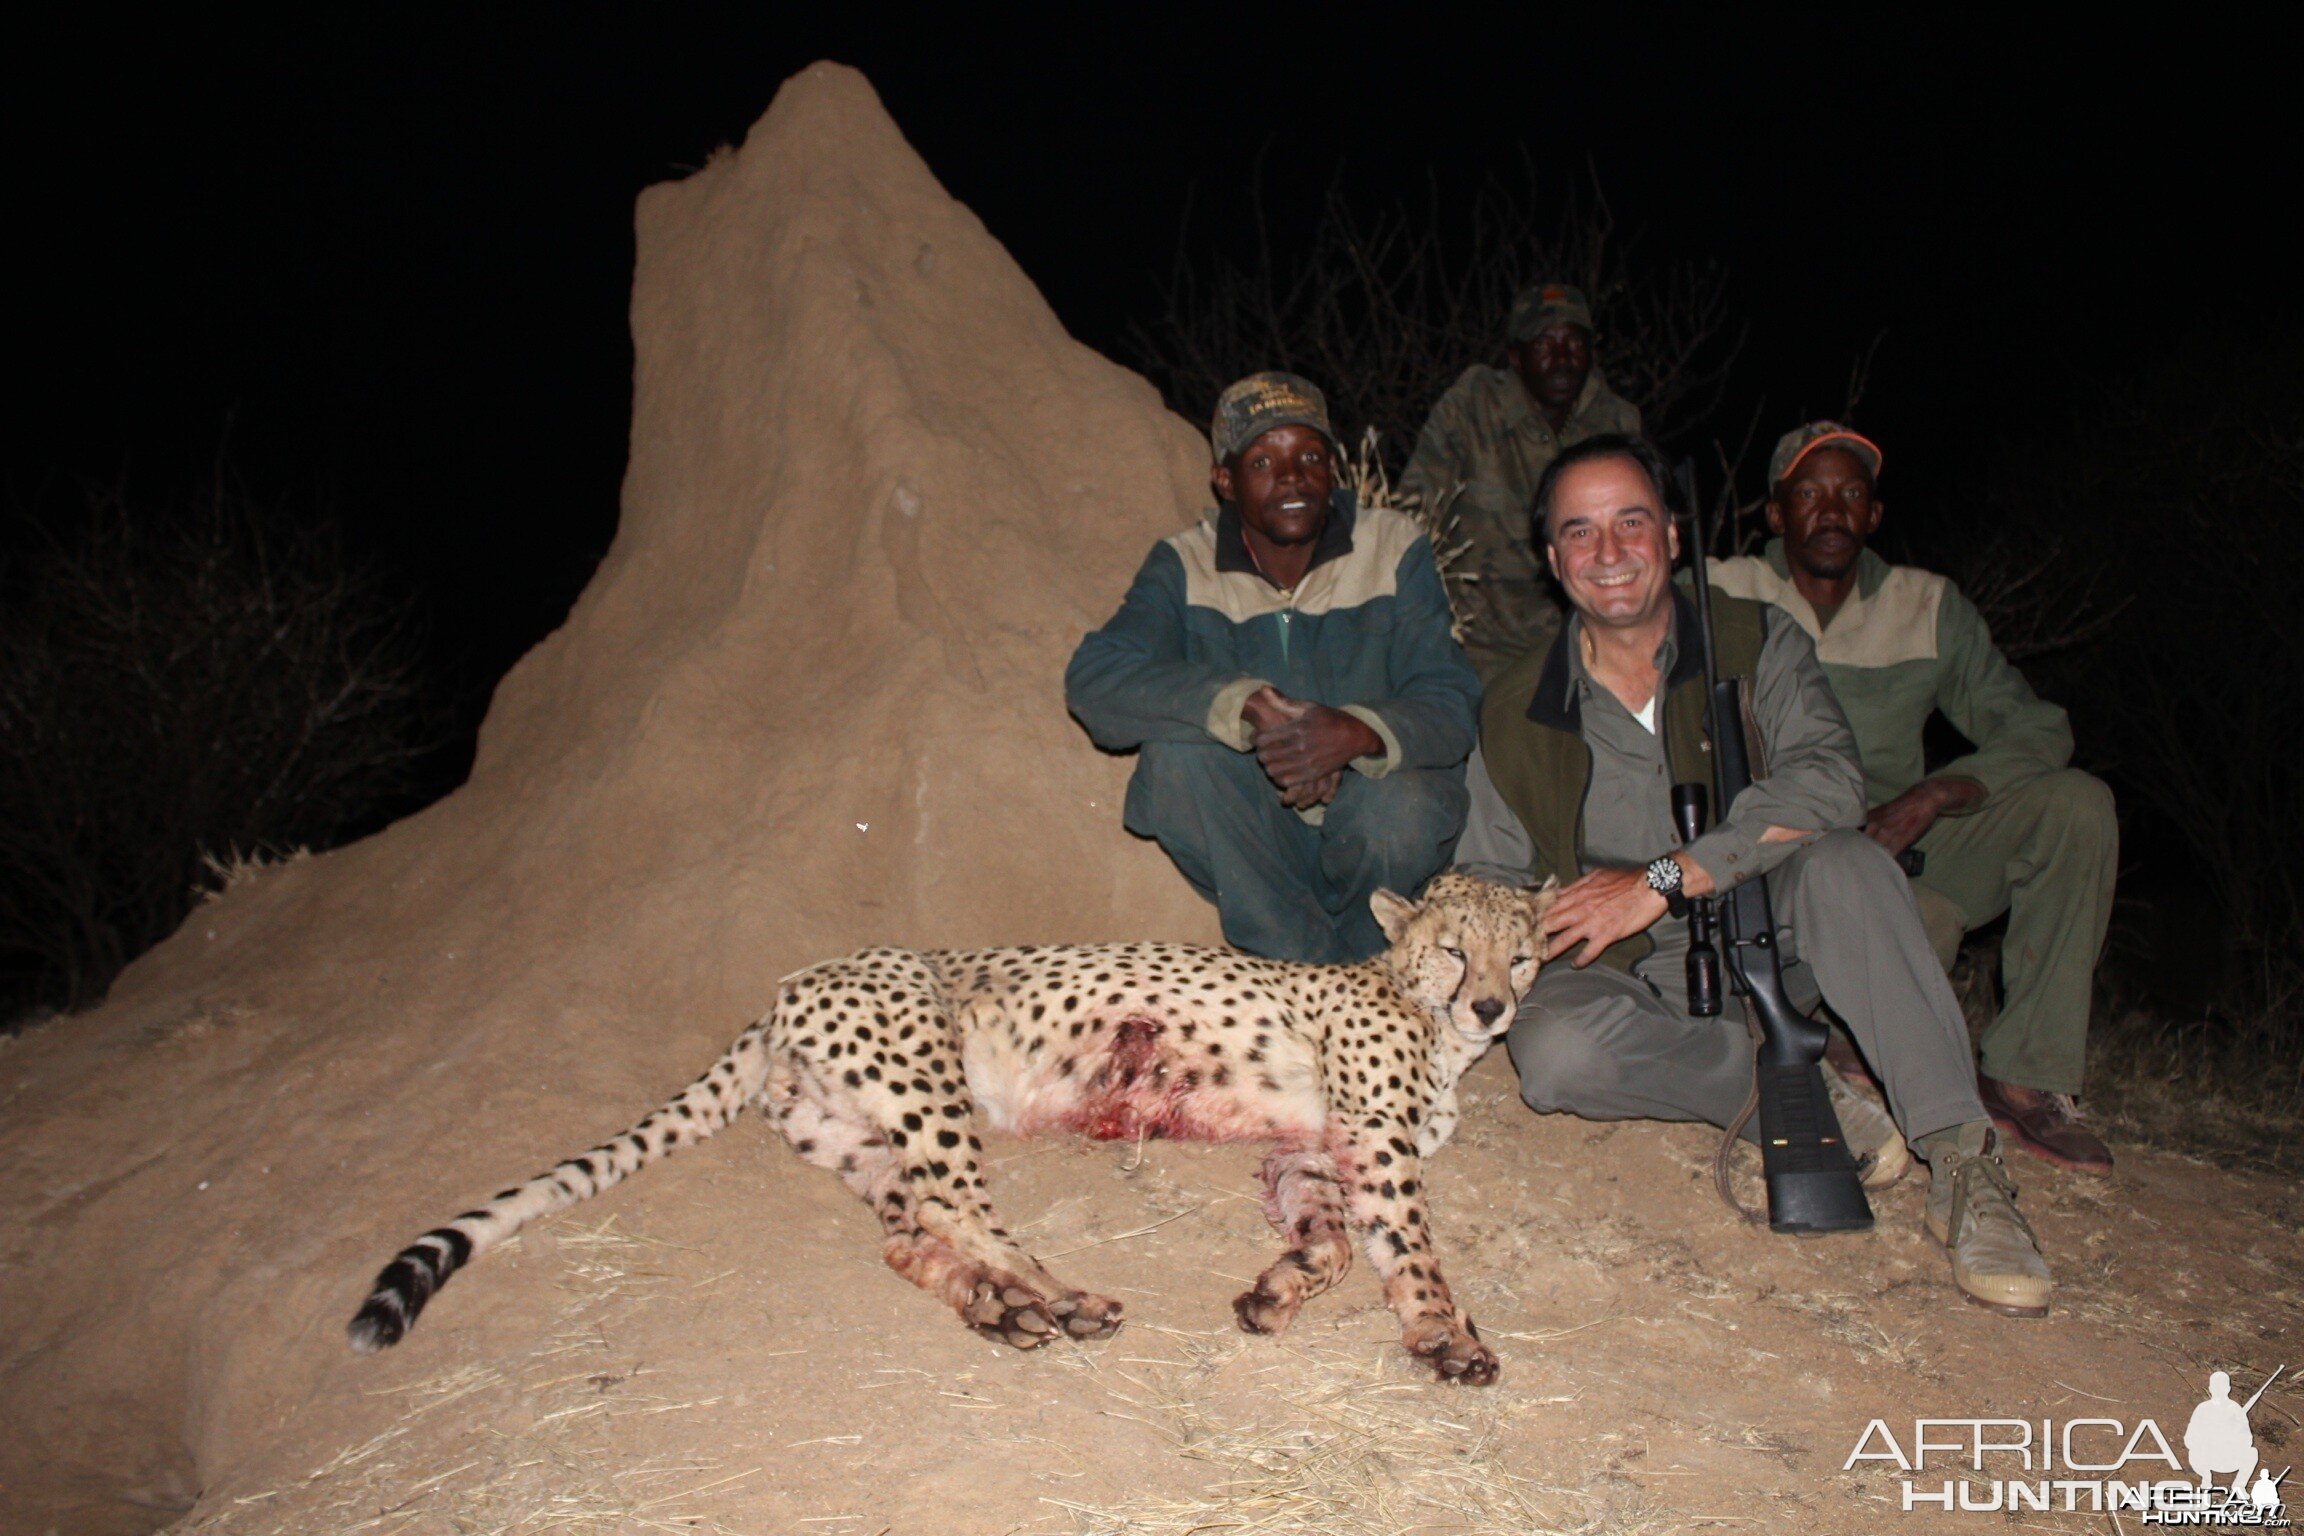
[1978,1076,2114,1174]
[1823,1023,1879,1094]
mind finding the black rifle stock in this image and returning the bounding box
[1674,461,1873,1235]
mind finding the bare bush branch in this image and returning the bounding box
[0,478,441,1016]
[1128,165,1744,469]
[1840,331,1887,420]
[1940,528,2134,664]
[1998,369,2304,984]
[1342,427,1473,642]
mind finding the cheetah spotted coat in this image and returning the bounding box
[349,874,1552,1383]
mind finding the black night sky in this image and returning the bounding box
[18,10,2298,745]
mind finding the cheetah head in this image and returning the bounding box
[1368,873,1555,1044]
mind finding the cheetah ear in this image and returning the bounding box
[1522,877,1560,925]
[1369,888,1420,944]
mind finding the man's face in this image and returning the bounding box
[1510,323,1595,412]
[1768,446,1883,582]
[1211,423,1334,546]
[1544,455,1680,629]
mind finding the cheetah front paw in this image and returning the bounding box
[1402,1314,1497,1385]
[1231,1278,1301,1336]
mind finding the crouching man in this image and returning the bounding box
[1066,372,1482,963]
[1456,434,2054,1316]
[1710,422,2117,1171]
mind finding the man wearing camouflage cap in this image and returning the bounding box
[1399,282,1643,681]
[1710,422,2118,1172]
[1067,372,1481,963]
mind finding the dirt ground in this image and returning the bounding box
[60,1046,2291,1536]
[4,61,2296,1536]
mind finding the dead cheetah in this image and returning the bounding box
[348,873,1552,1383]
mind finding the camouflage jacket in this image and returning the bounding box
[1398,366,1642,682]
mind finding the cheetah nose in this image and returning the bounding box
[1472,999,1505,1026]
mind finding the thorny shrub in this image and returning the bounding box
[0,479,438,1020]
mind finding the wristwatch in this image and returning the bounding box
[1644,855,1690,919]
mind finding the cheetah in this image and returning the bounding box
[348,873,1552,1383]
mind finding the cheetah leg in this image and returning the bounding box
[1234,1147,1353,1336]
[774,1060,1122,1349]
[883,1164,1126,1350]
[895,1121,1126,1349]
[1338,1123,1497,1385]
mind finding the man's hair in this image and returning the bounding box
[1530,433,1677,546]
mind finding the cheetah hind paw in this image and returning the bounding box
[961,1273,1122,1350]
[1047,1289,1124,1341]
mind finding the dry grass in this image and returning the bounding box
[1054,1346,1569,1535]
[1342,426,1476,644]
[166,1218,747,1536]
[197,846,311,901]
[2084,998,2304,1176]
[1759,1288,1926,1372]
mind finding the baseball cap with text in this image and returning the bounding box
[1209,371,1336,464]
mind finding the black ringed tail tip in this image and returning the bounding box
[345,1227,473,1353]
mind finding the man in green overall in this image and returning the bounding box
[1709,423,2116,1172]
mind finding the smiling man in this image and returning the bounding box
[1066,372,1481,963]
[1453,433,2056,1317]
[1399,283,1643,680]
[1709,422,2118,1172]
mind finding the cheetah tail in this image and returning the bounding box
[346,1020,774,1353]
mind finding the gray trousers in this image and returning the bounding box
[1508,829,1987,1145]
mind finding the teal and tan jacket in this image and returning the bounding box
[1066,490,1481,779]
[1708,542,2073,810]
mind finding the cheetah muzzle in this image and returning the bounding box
[347,873,1554,1383]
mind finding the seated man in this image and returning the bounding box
[1709,423,2117,1173]
[1456,433,2054,1317]
[1066,371,1481,964]
[1399,282,1642,681]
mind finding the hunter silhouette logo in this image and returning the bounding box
[1842,1365,2290,1523]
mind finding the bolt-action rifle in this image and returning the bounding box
[1673,461,1874,1235]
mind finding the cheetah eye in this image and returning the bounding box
[1442,946,1465,963]
[1512,954,1534,968]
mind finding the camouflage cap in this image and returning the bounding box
[1508,282,1594,343]
[1768,420,1883,488]
[1209,371,1335,464]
